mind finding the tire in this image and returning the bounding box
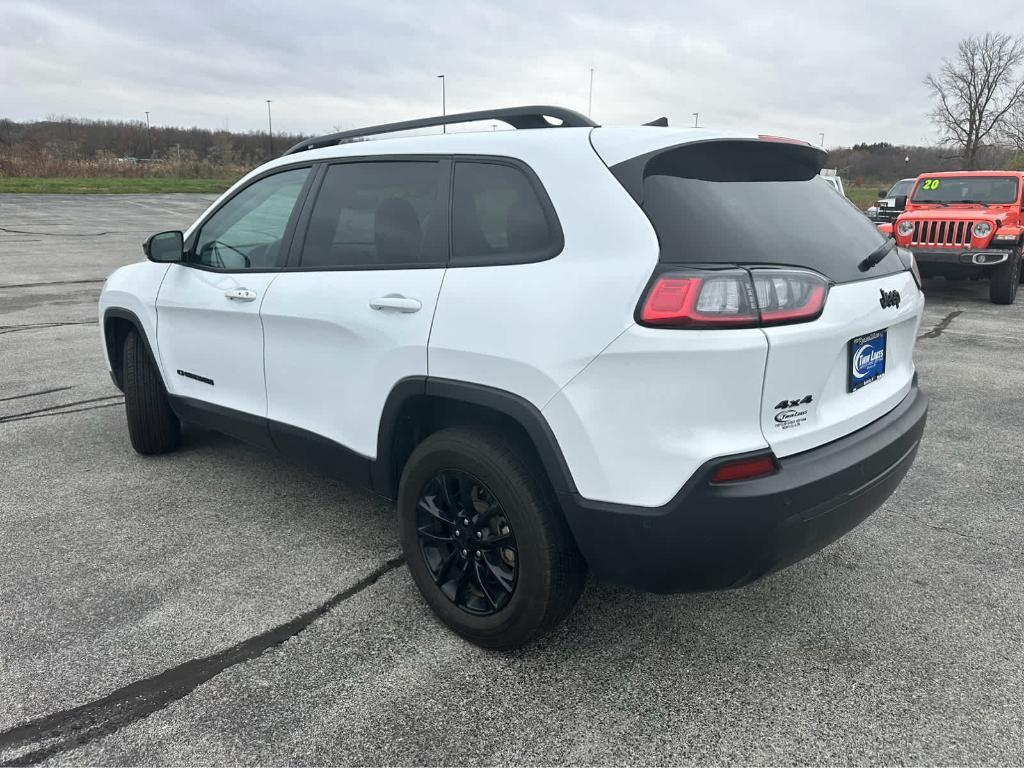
[989,248,1021,305]
[397,426,586,650]
[122,328,180,455]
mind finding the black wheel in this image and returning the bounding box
[398,427,586,650]
[122,328,180,455]
[989,248,1021,305]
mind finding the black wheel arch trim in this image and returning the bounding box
[102,307,157,391]
[373,376,578,499]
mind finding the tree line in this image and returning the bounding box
[0,117,309,176]
[828,142,1022,185]
[3,32,1024,182]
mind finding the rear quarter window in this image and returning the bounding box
[451,160,562,267]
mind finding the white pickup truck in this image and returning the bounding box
[818,168,846,196]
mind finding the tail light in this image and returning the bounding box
[638,268,829,329]
[896,247,922,289]
[710,454,778,483]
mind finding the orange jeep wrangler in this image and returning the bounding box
[882,171,1023,304]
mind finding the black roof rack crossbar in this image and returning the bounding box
[283,105,598,155]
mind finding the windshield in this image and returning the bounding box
[887,179,914,197]
[622,140,902,284]
[912,176,1019,205]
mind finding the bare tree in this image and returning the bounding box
[1001,100,1024,153]
[925,32,1024,169]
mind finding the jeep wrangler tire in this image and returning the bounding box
[989,247,1021,305]
[397,426,586,650]
[123,328,181,455]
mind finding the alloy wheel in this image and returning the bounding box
[415,469,518,615]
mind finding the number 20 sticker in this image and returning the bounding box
[922,179,941,190]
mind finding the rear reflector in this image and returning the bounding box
[710,455,778,483]
[639,268,829,329]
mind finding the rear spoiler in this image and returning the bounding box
[607,138,827,205]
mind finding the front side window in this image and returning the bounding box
[299,161,447,269]
[451,161,559,266]
[194,167,310,270]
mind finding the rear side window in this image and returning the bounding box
[451,161,560,266]
[299,161,447,269]
[616,141,902,283]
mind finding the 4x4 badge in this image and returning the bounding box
[879,289,901,309]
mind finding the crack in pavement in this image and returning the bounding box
[0,321,99,335]
[0,386,74,403]
[0,395,123,424]
[0,279,105,290]
[0,227,111,237]
[890,510,1024,558]
[0,556,406,766]
[918,310,962,339]
[0,401,125,424]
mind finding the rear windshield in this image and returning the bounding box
[616,141,902,283]
[911,175,1019,205]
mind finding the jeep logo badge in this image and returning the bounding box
[879,289,901,309]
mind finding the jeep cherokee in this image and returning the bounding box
[99,106,929,649]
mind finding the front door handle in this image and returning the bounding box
[225,288,257,302]
[369,295,422,313]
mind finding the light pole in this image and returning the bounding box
[266,100,274,157]
[437,75,446,133]
[144,111,151,157]
[588,67,594,118]
[692,112,699,128]
[819,132,825,147]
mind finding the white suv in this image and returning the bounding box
[99,106,929,649]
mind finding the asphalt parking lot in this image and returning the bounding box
[1,193,1023,765]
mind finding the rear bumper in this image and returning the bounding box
[558,381,928,593]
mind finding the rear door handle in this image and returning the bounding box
[369,295,422,313]
[224,288,257,302]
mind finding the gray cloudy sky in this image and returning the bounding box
[3,0,1023,147]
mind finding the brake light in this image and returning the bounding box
[640,274,758,327]
[638,268,829,329]
[758,135,813,147]
[710,455,777,483]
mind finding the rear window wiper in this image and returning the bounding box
[859,237,896,272]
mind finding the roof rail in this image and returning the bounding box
[283,105,598,156]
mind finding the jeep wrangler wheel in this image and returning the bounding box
[989,248,1021,305]
[397,426,586,650]
[122,328,181,455]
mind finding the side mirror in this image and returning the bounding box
[144,230,184,263]
[893,195,908,209]
[878,189,888,197]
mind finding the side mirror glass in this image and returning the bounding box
[878,189,887,197]
[144,231,184,263]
